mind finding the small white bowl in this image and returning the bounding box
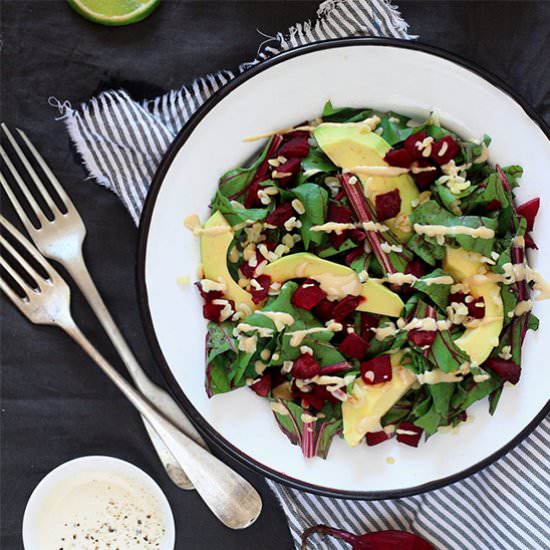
[22,456,176,550]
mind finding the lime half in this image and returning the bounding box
[67,0,161,26]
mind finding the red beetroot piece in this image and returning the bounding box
[319,361,353,375]
[250,274,271,304]
[203,301,229,322]
[348,228,367,243]
[449,292,486,319]
[345,246,364,266]
[297,385,338,411]
[266,202,295,226]
[384,147,413,168]
[412,159,439,190]
[339,332,370,359]
[485,358,521,384]
[360,355,392,385]
[486,199,502,212]
[291,354,322,379]
[332,295,363,322]
[430,135,460,165]
[405,258,430,279]
[276,157,301,187]
[404,131,427,160]
[397,421,423,447]
[312,298,335,323]
[375,189,401,220]
[328,202,353,248]
[517,197,540,232]
[278,136,310,159]
[195,281,223,302]
[366,430,392,446]
[291,279,326,310]
[360,313,378,342]
[250,373,271,397]
[408,329,436,347]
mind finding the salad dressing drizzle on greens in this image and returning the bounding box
[187,102,549,457]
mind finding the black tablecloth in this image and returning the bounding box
[1,2,549,549]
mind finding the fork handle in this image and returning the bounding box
[63,251,208,486]
[62,320,262,529]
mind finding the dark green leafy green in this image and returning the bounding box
[413,268,452,311]
[321,101,372,123]
[218,138,272,198]
[211,192,268,228]
[377,112,414,145]
[292,183,328,249]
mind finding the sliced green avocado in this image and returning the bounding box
[342,352,416,446]
[262,252,403,317]
[200,211,255,315]
[443,247,503,365]
[313,122,419,240]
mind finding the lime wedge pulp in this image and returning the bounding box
[67,0,161,26]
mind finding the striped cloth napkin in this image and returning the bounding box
[54,1,550,548]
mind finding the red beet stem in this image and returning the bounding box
[340,173,395,274]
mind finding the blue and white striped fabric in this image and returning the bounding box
[55,1,550,549]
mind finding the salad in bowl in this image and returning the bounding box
[185,103,548,459]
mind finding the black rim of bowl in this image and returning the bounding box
[137,37,550,500]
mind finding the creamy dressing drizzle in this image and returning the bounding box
[416,370,464,384]
[413,223,495,239]
[257,311,295,331]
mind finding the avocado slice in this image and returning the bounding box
[200,211,255,315]
[261,252,404,316]
[342,352,416,446]
[313,122,419,239]
[443,247,504,365]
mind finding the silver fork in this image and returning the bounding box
[0,216,262,528]
[0,122,206,490]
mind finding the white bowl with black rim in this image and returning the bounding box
[137,38,550,498]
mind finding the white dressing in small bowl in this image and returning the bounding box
[23,456,175,550]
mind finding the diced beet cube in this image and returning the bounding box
[278,136,310,159]
[397,421,423,447]
[291,279,326,310]
[525,233,538,250]
[375,189,401,221]
[332,295,363,322]
[320,362,352,375]
[345,246,364,266]
[384,147,413,168]
[430,135,460,165]
[195,281,223,301]
[312,298,335,323]
[244,180,263,208]
[485,358,521,384]
[348,228,367,243]
[203,302,223,322]
[517,197,540,232]
[412,159,439,190]
[266,202,294,226]
[250,274,271,304]
[366,430,391,446]
[285,130,309,141]
[250,372,271,397]
[360,313,378,342]
[405,258,430,279]
[485,199,501,212]
[291,354,321,379]
[339,332,369,359]
[404,131,426,160]
[467,296,485,319]
[276,157,301,187]
[297,384,336,410]
[360,355,392,385]
[448,292,466,304]
[328,202,353,223]
[408,329,436,347]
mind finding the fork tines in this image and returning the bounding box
[0,122,75,232]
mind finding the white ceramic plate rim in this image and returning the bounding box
[138,38,550,498]
[22,455,176,549]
